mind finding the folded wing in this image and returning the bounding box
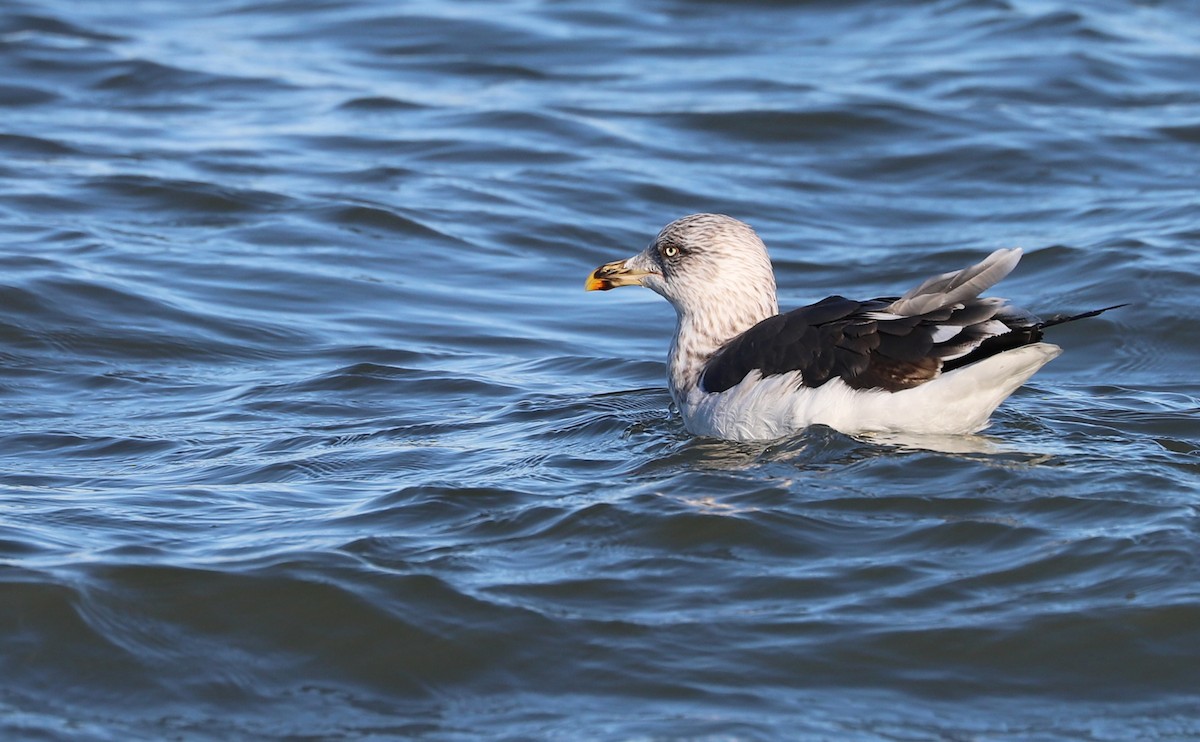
[699,249,1043,394]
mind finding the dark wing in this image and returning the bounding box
[699,295,1044,394]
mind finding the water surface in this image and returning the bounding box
[1,0,1198,738]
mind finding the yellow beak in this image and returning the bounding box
[585,259,654,291]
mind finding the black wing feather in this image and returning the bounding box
[700,296,924,393]
[697,294,1106,394]
[700,292,1123,396]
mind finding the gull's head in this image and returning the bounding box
[585,213,778,319]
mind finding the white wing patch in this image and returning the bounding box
[930,325,963,343]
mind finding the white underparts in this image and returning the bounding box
[680,343,1063,441]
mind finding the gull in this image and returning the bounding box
[585,213,1122,441]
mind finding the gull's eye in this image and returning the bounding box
[663,245,679,258]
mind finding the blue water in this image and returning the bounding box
[1,0,1198,738]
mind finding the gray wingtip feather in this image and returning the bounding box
[889,247,1023,316]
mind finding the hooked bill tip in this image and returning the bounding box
[585,273,612,291]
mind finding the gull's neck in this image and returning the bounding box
[666,291,779,407]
